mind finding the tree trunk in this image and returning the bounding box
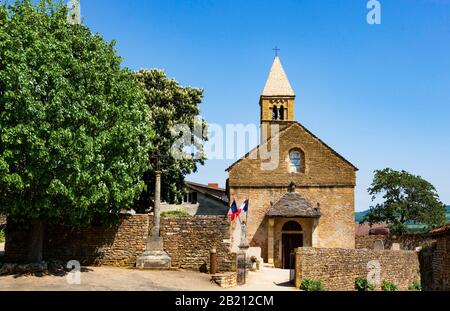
[28,219,45,263]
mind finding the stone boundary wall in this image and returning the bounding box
[295,247,420,291]
[4,215,234,272]
[4,215,149,266]
[430,235,450,290]
[356,234,435,251]
[154,216,234,272]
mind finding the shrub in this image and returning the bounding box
[409,280,422,291]
[160,210,190,217]
[300,279,325,291]
[388,223,409,236]
[355,277,375,291]
[381,280,398,291]
[0,229,4,243]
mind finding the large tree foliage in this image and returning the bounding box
[364,168,446,234]
[0,0,153,260]
[134,70,207,210]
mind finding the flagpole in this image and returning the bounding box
[246,198,249,224]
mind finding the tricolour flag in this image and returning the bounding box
[239,200,249,214]
[227,200,241,221]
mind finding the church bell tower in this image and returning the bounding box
[260,56,296,142]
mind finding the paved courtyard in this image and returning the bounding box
[0,264,297,291]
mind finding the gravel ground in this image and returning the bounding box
[0,265,297,291]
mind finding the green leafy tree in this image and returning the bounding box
[365,169,446,234]
[0,0,153,262]
[134,70,207,211]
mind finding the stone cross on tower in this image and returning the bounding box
[67,0,81,25]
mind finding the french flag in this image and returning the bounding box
[228,200,241,221]
[239,200,249,214]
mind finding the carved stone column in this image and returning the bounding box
[151,171,161,238]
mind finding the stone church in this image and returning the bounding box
[226,56,358,269]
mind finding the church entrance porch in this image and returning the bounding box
[268,217,318,268]
[265,188,321,268]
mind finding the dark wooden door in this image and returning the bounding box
[282,234,303,269]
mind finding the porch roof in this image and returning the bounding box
[266,192,321,218]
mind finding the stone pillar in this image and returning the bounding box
[151,171,161,238]
[268,218,275,265]
[136,170,172,270]
[311,218,320,248]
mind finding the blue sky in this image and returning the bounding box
[80,0,450,211]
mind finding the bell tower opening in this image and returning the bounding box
[260,56,296,142]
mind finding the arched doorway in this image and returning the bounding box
[282,221,303,269]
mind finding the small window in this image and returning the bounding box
[289,151,301,173]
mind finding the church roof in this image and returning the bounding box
[266,192,321,218]
[262,56,295,96]
[225,122,358,172]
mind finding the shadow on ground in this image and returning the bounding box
[0,260,94,279]
[274,281,295,287]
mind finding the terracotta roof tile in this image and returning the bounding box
[431,223,450,236]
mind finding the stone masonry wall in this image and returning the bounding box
[228,123,357,262]
[356,234,436,251]
[295,247,420,291]
[152,216,234,272]
[4,215,149,266]
[228,123,357,188]
[4,215,234,272]
[431,235,450,290]
[230,186,355,263]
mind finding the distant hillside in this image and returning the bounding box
[355,210,369,223]
[355,205,450,223]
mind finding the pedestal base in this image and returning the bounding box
[136,236,171,270]
[136,251,172,270]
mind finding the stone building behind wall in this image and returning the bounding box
[161,181,228,216]
[227,56,358,268]
[430,223,450,290]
